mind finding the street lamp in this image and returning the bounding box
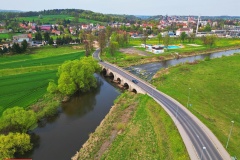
[187,88,191,107]
[226,121,234,149]
[200,146,206,160]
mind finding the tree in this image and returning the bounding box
[157,33,162,44]
[180,32,188,43]
[48,37,54,45]
[188,33,196,43]
[35,32,42,41]
[141,32,148,48]
[43,32,50,42]
[11,43,22,54]
[21,39,28,52]
[202,35,217,47]
[79,30,87,43]
[47,81,58,93]
[98,30,106,54]
[56,57,100,96]
[204,23,212,32]
[106,26,112,41]
[0,106,37,133]
[163,35,170,50]
[109,41,119,56]
[84,41,90,57]
[0,132,32,159]
[87,33,94,51]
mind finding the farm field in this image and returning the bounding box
[0,46,85,116]
[152,54,240,158]
[17,15,104,24]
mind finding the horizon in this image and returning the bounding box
[0,9,239,18]
[0,0,239,16]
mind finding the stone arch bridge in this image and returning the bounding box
[101,66,146,94]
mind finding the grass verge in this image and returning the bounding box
[74,92,189,160]
[152,53,240,158]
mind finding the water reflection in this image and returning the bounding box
[22,74,120,160]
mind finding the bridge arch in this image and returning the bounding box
[102,68,107,76]
[132,89,137,94]
[123,83,129,89]
[109,72,114,80]
[117,78,121,84]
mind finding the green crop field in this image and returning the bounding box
[17,15,104,24]
[152,54,240,158]
[0,46,85,116]
[0,70,56,115]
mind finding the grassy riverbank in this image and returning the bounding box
[75,92,189,160]
[102,38,240,67]
[0,45,85,116]
[152,54,240,158]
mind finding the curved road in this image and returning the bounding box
[93,49,231,160]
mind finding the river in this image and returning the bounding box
[23,74,120,160]
[125,49,240,81]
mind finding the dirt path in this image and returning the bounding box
[119,47,150,56]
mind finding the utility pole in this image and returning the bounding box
[196,15,200,35]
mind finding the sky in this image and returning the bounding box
[0,0,239,16]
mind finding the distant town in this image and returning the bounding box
[0,9,240,53]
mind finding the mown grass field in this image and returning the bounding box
[77,92,189,160]
[17,15,103,24]
[0,45,85,116]
[152,54,240,158]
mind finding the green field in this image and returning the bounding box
[0,33,12,39]
[0,46,85,116]
[17,15,104,24]
[77,92,189,159]
[152,54,240,158]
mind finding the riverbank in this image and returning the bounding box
[152,54,240,158]
[104,45,240,67]
[73,92,189,160]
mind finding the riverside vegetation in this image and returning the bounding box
[152,53,240,158]
[74,92,189,160]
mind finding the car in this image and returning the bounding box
[132,79,138,84]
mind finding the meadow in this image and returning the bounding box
[77,92,189,159]
[152,54,240,158]
[0,45,85,115]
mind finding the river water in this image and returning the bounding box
[125,49,240,81]
[23,74,120,160]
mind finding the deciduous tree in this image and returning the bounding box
[109,41,119,56]
[56,57,100,96]
[0,107,37,133]
[157,33,162,44]
[98,30,106,54]
[180,32,188,43]
[163,35,170,50]
[0,132,32,159]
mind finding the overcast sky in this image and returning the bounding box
[1,0,239,16]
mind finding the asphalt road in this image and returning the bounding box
[93,49,228,160]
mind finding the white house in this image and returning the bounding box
[176,28,193,36]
